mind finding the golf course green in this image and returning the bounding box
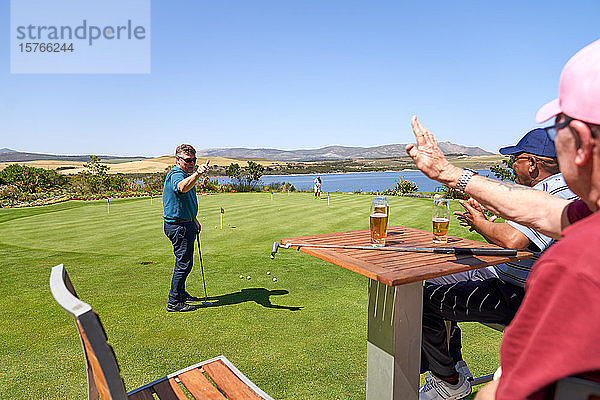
[0,192,502,399]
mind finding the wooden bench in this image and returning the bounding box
[50,264,274,400]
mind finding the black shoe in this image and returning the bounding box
[166,302,196,312]
[183,294,202,303]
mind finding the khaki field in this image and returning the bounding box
[0,156,283,174]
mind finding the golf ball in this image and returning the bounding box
[272,278,277,282]
[266,271,271,275]
[239,275,244,279]
[247,276,251,280]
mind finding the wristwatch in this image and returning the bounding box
[456,169,478,193]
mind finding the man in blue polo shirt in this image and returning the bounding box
[163,144,210,312]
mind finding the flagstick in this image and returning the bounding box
[271,192,273,201]
[107,198,110,214]
[328,193,330,206]
[220,213,223,229]
[150,194,153,206]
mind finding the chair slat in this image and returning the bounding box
[153,378,190,400]
[178,368,226,399]
[203,360,263,400]
[77,320,114,400]
[128,388,155,400]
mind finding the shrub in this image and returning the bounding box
[0,164,68,193]
[394,176,419,194]
[490,157,515,182]
[200,177,220,192]
[439,185,469,200]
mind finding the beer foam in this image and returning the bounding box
[370,213,387,217]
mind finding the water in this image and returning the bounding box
[216,170,495,193]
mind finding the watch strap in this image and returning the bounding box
[456,169,478,193]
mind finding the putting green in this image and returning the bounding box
[0,192,500,399]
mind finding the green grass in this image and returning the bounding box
[0,192,501,399]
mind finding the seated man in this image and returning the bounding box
[407,39,600,399]
[419,129,576,400]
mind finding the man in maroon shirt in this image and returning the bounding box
[405,38,600,399]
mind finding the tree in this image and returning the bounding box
[224,161,264,192]
[79,156,113,193]
[83,155,110,176]
[247,161,264,183]
[490,157,515,182]
[225,163,242,180]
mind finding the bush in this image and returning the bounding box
[262,182,296,192]
[200,177,220,192]
[439,185,469,200]
[394,176,419,194]
[0,164,68,193]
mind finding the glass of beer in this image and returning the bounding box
[370,196,389,247]
[432,196,450,243]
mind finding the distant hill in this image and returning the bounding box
[195,142,491,161]
[0,142,492,165]
[0,152,148,163]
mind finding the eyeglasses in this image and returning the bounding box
[177,156,197,164]
[543,116,573,141]
[511,155,530,164]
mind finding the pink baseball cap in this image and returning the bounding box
[536,39,600,124]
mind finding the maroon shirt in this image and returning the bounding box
[497,201,600,399]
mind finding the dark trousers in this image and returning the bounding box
[164,221,198,304]
[421,278,524,377]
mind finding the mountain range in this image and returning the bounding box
[0,142,491,163]
[196,142,491,161]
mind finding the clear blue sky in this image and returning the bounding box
[2,1,599,157]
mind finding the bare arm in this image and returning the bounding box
[474,379,499,400]
[455,199,532,249]
[177,161,210,193]
[406,116,570,239]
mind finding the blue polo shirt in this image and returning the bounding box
[162,166,198,222]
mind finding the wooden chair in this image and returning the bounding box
[50,264,274,400]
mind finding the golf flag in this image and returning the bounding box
[221,207,225,214]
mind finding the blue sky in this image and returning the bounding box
[2,1,599,157]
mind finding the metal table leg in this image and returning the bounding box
[366,279,423,400]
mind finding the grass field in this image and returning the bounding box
[0,192,502,399]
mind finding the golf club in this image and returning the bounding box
[270,241,518,259]
[196,232,214,305]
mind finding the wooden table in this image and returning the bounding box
[280,226,533,400]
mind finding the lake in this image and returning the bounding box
[216,170,496,193]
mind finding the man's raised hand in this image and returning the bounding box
[405,116,462,186]
[197,159,210,174]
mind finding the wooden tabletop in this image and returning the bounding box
[280,226,533,286]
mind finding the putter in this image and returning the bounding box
[196,233,214,305]
[271,241,518,259]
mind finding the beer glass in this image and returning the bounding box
[370,196,389,247]
[432,196,450,243]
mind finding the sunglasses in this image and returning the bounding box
[177,156,197,164]
[543,116,573,141]
[510,155,530,164]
